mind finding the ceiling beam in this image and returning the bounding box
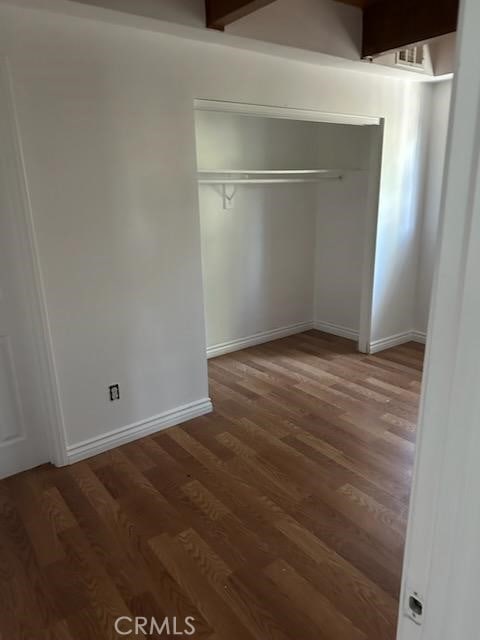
[362,0,459,58]
[205,0,276,30]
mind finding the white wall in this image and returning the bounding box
[0,2,431,453]
[415,80,452,334]
[200,184,317,349]
[313,124,373,336]
[228,0,362,61]
[195,110,371,172]
[429,33,457,77]
[196,111,321,170]
[314,172,370,333]
[369,81,430,342]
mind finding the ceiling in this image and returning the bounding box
[205,0,459,59]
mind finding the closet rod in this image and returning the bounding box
[198,177,342,184]
[197,169,343,175]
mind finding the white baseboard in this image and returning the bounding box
[207,321,314,358]
[313,320,359,341]
[67,397,212,464]
[410,330,427,344]
[369,330,427,354]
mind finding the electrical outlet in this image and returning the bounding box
[405,588,424,625]
[109,384,120,402]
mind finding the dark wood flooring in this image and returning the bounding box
[0,331,423,639]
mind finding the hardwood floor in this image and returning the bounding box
[0,331,423,640]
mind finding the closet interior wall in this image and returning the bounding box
[195,110,375,356]
[415,80,453,336]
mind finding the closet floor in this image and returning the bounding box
[0,331,423,640]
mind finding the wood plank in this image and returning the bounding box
[362,0,459,58]
[265,559,367,640]
[205,0,276,30]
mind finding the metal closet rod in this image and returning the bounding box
[197,169,345,183]
[198,177,342,184]
[197,169,344,174]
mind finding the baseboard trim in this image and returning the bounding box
[207,321,314,358]
[410,330,427,344]
[313,321,359,341]
[369,330,427,354]
[67,397,213,464]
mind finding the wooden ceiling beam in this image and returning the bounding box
[205,0,276,30]
[362,0,459,58]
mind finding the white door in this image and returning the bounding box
[0,67,50,479]
[397,0,480,638]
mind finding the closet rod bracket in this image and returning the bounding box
[222,183,237,210]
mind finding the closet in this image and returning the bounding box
[194,102,382,358]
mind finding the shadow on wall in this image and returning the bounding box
[371,81,430,340]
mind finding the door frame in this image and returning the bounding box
[397,0,480,637]
[0,58,68,467]
[193,98,384,354]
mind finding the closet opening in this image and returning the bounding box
[192,100,425,638]
[194,100,383,359]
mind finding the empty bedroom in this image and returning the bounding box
[0,1,461,639]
